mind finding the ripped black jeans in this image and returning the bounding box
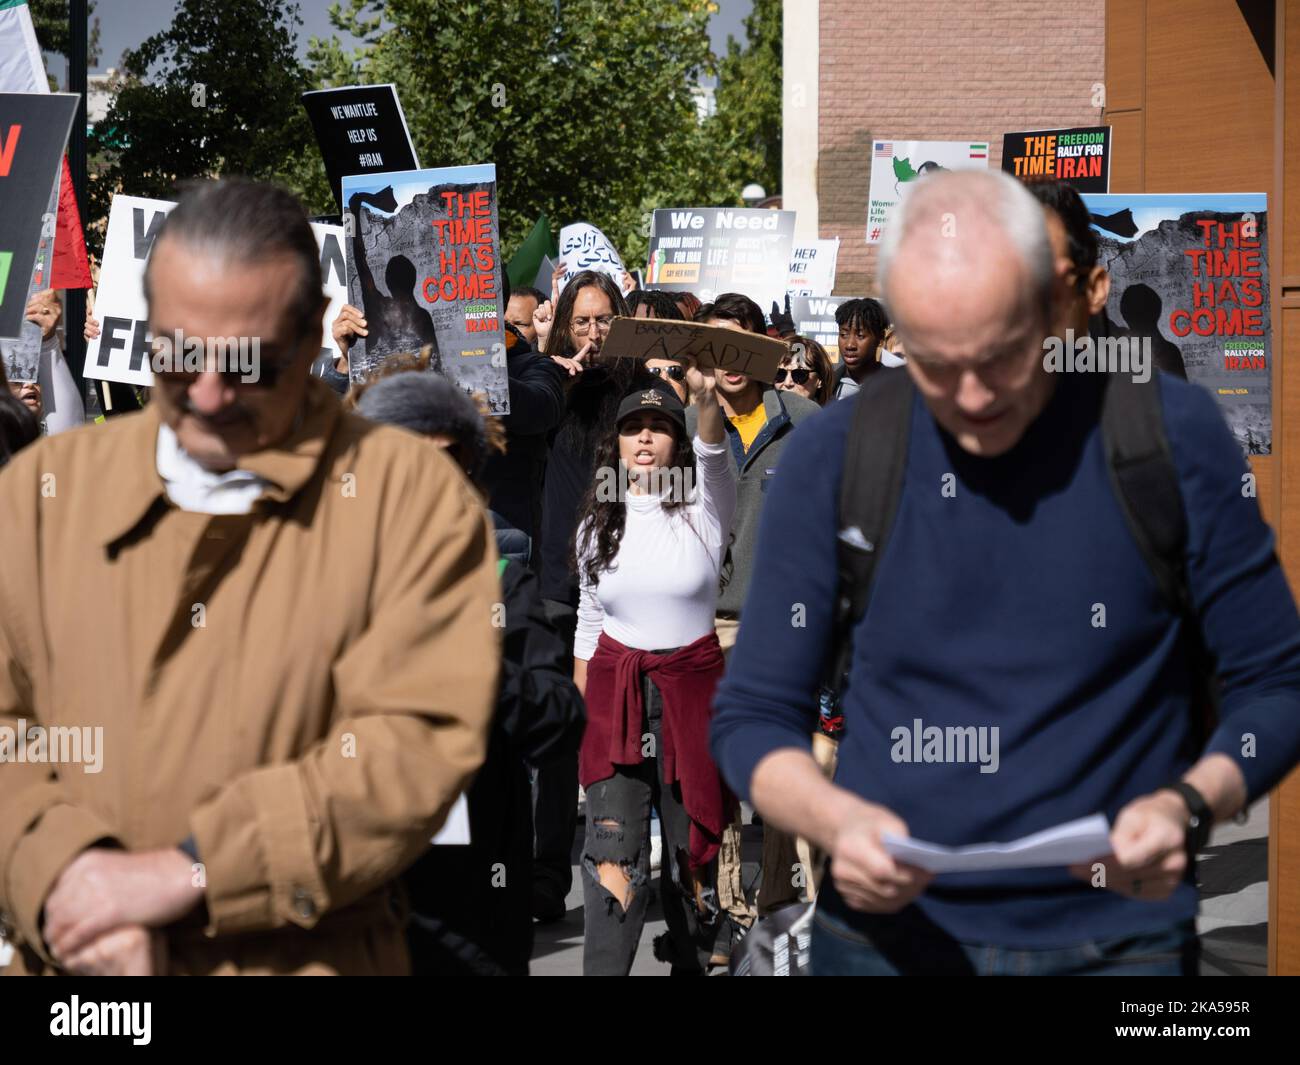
[582,673,720,976]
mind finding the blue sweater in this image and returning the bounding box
[710,371,1300,948]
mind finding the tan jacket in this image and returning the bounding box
[0,378,500,974]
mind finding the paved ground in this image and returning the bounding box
[532,797,1271,976]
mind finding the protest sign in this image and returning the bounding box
[788,239,839,297]
[647,207,795,313]
[87,195,354,388]
[302,85,420,213]
[789,295,859,360]
[602,316,787,384]
[308,221,350,379]
[1002,126,1111,192]
[558,221,626,291]
[343,164,510,413]
[866,139,989,244]
[0,173,57,382]
[1083,192,1270,455]
[0,92,78,341]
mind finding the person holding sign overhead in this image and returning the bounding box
[573,357,736,975]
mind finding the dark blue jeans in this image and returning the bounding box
[811,905,1199,976]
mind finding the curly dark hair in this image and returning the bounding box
[572,415,697,589]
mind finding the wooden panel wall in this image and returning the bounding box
[1104,0,1299,975]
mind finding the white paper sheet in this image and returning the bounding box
[881,814,1112,873]
[430,794,471,846]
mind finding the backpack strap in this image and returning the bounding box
[1099,372,1189,617]
[827,369,915,688]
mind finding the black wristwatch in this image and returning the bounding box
[1163,781,1213,858]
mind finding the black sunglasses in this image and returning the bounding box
[775,367,813,385]
[647,365,686,382]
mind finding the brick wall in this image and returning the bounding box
[818,0,1106,296]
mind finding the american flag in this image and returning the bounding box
[874,142,893,157]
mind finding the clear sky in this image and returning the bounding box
[76,0,753,76]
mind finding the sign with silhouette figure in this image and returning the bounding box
[1083,193,1270,456]
[865,139,989,245]
[342,165,509,414]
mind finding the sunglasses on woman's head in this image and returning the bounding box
[774,367,813,385]
[647,365,686,382]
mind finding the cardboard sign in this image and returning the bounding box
[1083,192,1270,456]
[342,164,510,414]
[558,221,625,291]
[602,316,786,384]
[302,84,420,213]
[647,207,795,313]
[866,139,989,245]
[1002,126,1111,193]
[787,239,839,297]
[87,196,354,388]
[0,92,78,341]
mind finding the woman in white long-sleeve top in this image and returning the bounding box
[572,362,737,975]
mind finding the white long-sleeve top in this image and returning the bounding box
[575,435,737,661]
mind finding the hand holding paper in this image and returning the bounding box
[881,814,1113,874]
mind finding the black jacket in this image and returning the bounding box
[403,544,585,975]
[483,325,566,556]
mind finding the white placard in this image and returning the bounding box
[558,221,626,291]
[787,238,838,297]
[866,139,990,245]
[86,195,351,387]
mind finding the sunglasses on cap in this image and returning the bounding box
[774,367,814,386]
[647,364,686,382]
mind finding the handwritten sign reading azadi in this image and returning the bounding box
[602,316,786,384]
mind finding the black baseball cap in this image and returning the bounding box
[616,386,686,433]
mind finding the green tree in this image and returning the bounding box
[709,0,781,200]
[309,0,741,266]
[28,0,102,79]
[88,0,330,252]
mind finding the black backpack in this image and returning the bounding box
[828,368,1218,745]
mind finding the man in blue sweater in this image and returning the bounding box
[710,169,1300,975]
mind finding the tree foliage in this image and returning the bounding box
[28,0,101,74]
[87,0,329,252]
[311,0,747,264]
[711,0,781,199]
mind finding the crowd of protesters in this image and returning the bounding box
[2,170,1299,978]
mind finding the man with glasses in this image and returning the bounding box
[0,178,501,975]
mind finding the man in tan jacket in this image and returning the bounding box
[0,179,501,975]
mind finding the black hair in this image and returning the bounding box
[0,380,40,468]
[834,297,889,338]
[144,177,324,332]
[512,286,547,307]
[1024,179,1099,287]
[694,292,765,334]
[626,289,685,321]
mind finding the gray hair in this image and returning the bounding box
[355,372,490,480]
[876,169,1054,319]
[143,178,324,331]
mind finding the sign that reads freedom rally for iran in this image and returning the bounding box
[647,207,795,314]
[1001,125,1111,193]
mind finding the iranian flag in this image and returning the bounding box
[0,0,92,290]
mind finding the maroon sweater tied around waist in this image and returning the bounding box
[580,630,734,868]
